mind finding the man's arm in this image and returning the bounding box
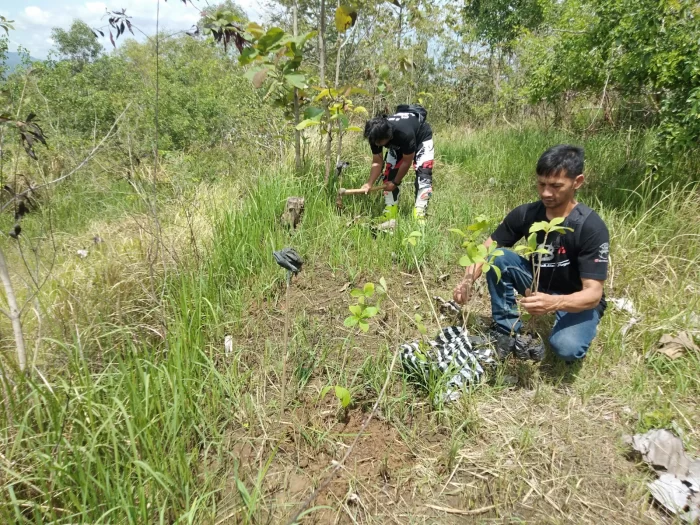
[520,278,604,315]
[453,237,494,304]
[361,153,385,192]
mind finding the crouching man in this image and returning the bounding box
[453,145,610,362]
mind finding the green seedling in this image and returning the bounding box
[450,217,505,327]
[514,216,574,293]
[320,385,352,409]
[344,282,379,333]
[414,314,428,335]
[512,217,574,335]
[320,384,353,421]
[450,216,505,281]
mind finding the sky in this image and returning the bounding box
[0,0,263,58]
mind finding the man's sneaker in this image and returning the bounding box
[413,206,426,224]
[380,204,398,221]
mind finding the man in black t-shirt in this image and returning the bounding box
[453,145,610,363]
[360,106,435,222]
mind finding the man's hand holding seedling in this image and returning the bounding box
[453,267,481,304]
[453,237,495,305]
[519,289,560,315]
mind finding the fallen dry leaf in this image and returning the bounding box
[657,331,699,359]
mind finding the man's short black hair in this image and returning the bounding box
[536,145,584,179]
[364,116,393,145]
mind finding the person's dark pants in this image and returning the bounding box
[485,249,601,362]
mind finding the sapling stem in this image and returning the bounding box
[280,270,291,413]
[532,231,550,293]
[413,252,442,332]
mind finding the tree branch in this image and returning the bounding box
[0,103,131,215]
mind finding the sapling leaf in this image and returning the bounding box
[477,244,488,258]
[549,217,565,226]
[295,118,321,130]
[349,304,363,316]
[492,249,504,257]
[363,282,375,297]
[344,316,359,327]
[527,232,538,252]
[492,265,502,282]
[358,320,369,332]
[530,221,548,233]
[363,306,378,318]
[552,226,574,234]
[414,314,423,322]
[467,217,488,231]
[350,288,364,298]
[459,255,474,267]
[448,228,466,237]
[335,386,351,408]
[320,385,332,400]
[379,277,388,292]
[482,263,491,273]
[417,323,427,335]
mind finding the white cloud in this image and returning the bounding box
[5,0,263,58]
[85,2,108,15]
[23,6,54,26]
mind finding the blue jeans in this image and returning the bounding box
[485,249,600,362]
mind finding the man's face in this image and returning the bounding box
[536,171,584,209]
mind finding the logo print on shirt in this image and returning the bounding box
[595,242,609,263]
[538,243,555,262]
[538,243,571,268]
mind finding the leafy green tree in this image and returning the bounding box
[50,20,103,69]
[463,0,546,48]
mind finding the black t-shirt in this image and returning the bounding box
[369,112,433,157]
[491,201,610,312]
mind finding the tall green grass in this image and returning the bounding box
[0,275,230,523]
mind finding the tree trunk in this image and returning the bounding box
[318,0,326,87]
[493,46,501,123]
[324,126,332,183]
[0,247,26,371]
[320,0,331,183]
[293,0,302,171]
[326,9,351,184]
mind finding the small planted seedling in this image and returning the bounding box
[344,282,379,333]
[320,384,352,420]
[403,230,422,247]
[414,314,428,335]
